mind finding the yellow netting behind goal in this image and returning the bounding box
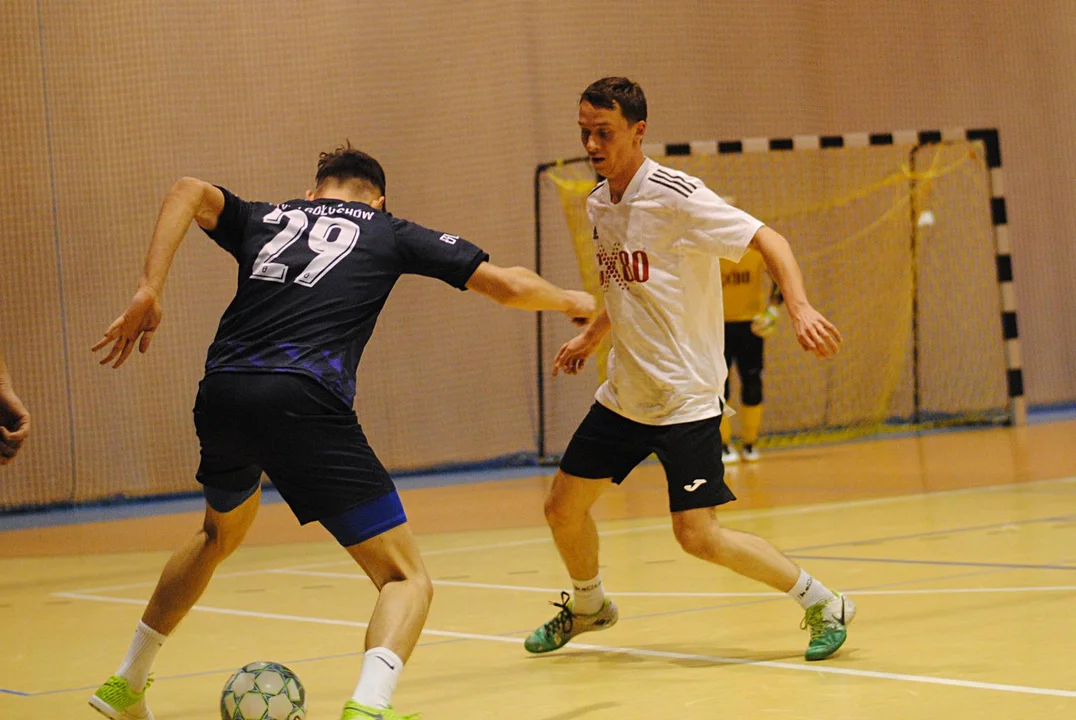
[543,141,1009,449]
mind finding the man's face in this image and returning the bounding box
[578,100,645,179]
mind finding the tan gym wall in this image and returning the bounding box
[2,1,1074,508]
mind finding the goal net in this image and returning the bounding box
[537,133,1014,457]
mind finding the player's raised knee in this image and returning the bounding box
[200,521,246,560]
[673,520,722,561]
[388,565,434,605]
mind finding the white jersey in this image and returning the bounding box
[587,158,764,425]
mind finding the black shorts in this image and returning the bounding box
[193,371,396,525]
[559,402,736,513]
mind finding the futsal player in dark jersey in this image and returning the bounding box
[88,143,595,720]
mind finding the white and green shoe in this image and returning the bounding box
[341,699,420,719]
[802,593,856,661]
[524,591,619,653]
[89,674,154,720]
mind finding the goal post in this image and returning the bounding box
[534,128,1023,460]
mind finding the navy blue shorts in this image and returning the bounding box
[559,402,736,513]
[193,371,405,543]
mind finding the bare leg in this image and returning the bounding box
[142,488,261,634]
[671,506,799,592]
[345,522,433,663]
[90,489,263,716]
[543,470,611,581]
[523,471,619,653]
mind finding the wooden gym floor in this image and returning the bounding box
[2,419,1075,719]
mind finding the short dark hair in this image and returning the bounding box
[316,141,386,197]
[580,77,647,124]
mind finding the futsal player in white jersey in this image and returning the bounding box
[524,77,855,662]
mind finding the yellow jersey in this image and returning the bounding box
[720,247,770,321]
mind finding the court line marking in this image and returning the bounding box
[59,474,1076,595]
[51,591,1076,699]
[275,506,1076,577]
[22,648,383,697]
[64,568,290,595]
[43,568,1007,695]
[270,569,1076,598]
[789,555,1076,571]
[791,514,1076,553]
[68,510,1072,596]
[264,474,1076,574]
[616,567,1012,624]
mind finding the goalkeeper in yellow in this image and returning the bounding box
[720,247,781,463]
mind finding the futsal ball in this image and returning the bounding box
[220,661,306,720]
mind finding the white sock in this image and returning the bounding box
[352,647,404,709]
[116,621,167,693]
[572,573,605,615]
[787,569,837,610]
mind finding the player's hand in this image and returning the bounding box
[92,286,163,368]
[553,331,601,376]
[789,304,842,359]
[562,290,597,326]
[0,385,30,465]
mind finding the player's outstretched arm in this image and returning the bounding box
[0,352,30,465]
[465,262,596,325]
[92,178,225,368]
[750,226,842,359]
[553,309,610,376]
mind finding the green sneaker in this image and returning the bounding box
[524,591,619,653]
[801,593,856,661]
[341,699,420,719]
[88,674,154,720]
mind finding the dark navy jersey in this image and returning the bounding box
[201,187,489,406]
